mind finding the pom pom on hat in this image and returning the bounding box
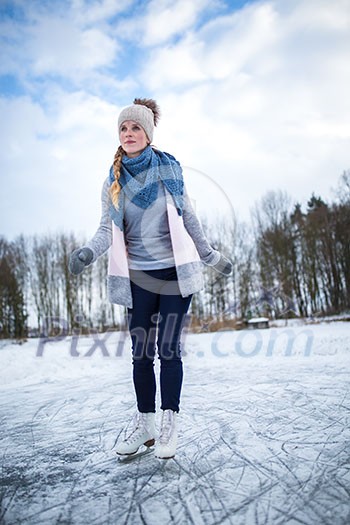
[118,98,160,142]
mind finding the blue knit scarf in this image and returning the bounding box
[109,146,184,230]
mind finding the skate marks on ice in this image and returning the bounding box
[178,364,350,525]
[0,361,350,523]
[0,376,134,525]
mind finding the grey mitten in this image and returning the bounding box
[212,253,233,276]
[69,247,93,275]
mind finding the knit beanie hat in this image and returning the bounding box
[118,98,160,143]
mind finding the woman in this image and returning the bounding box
[69,98,232,459]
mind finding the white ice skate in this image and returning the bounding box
[154,409,178,459]
[115,411,156,456]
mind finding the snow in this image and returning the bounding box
[1,321,350,524]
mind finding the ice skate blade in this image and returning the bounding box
[117,446,153,462]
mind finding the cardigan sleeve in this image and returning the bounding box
[84,177,112,263]
[182,184,221,266]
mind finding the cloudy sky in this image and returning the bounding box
[1,0,349,240]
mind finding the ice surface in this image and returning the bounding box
[0,322,349,524]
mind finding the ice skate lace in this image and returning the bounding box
[123,412,148,444]
[159,411,175,444]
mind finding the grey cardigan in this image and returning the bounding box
[85,177,221,307]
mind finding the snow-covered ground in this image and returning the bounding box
[1,321,349,524]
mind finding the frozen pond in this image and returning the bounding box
[0,321,349,524]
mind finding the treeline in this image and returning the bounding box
[1,172,349,338]
[0,232,119,339]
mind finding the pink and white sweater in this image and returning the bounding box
[85,178,221,308]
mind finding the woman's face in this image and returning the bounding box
[119,120,149,158]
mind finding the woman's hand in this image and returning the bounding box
[68,247,94,275]
[212,253,233,276]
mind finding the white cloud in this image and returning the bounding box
[135,0,350,220]
[29,19,118,76]
[280,0,350,32]
[143,36,207,88]
[0,92,120,239]
[117,0,221,46]
[141,0,220,46]
[71,0,133,25]
[0,0,124,84]
[1,0,349,238]
[141,2,280,89]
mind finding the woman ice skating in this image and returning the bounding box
[69,98,232,459]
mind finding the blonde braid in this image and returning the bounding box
[110,145,124,208]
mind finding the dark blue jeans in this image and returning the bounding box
[127,267,192,413]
